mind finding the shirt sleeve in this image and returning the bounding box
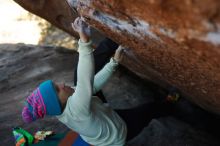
[93,58,118,94]
[68,39,94,117]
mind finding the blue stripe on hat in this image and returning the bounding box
[39,80,62,115]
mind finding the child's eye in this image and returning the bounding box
[54,84,60,93]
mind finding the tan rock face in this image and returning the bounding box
[14,0,220,114]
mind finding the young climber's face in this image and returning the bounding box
[54,83,74,108]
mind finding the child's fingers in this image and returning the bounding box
[72,17,91,34]
[78,19,83,26]
[116,46,127,61]
[71,23,78,31]
[75,17,81,25]
[81,16,86,21]
[76,18,80,26]
[72,17,82,31]
[71,22,75,29]
[73,19,78,28]
[116,46,124,55]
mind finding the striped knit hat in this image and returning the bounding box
[22,80,62,123]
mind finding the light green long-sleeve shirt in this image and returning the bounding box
[57,40,127,146]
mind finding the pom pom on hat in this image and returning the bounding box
[22,80,62,123]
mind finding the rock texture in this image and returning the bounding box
[13,0,220,114]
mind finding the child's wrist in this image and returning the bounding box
[111,57,119,65]
[80,37,90,43]
[79,33,90,43]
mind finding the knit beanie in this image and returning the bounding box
[22,80,62,123]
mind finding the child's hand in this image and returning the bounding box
[113,45,126,63]
[71,17,91,42]
[71,17,90,35]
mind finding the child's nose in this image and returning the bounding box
[60,83,65,89]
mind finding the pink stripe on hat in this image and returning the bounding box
[22,88,46,123]
[37,88,47,115]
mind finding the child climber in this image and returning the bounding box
[22,17,174,146]
[22,17,127,146]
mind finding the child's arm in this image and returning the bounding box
[69,17,94,116]
[93,46,125,93]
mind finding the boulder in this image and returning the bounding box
[14,0,220,114]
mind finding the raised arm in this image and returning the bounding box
[93,46,125,93]
[70,17,94,115]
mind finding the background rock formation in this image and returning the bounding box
[1,43,220,145]
[13,0,220,114]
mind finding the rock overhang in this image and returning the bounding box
[14,0,220,114]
